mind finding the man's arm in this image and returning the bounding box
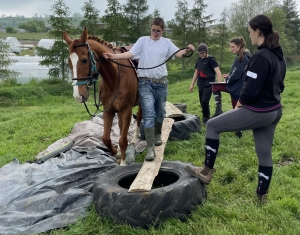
[176,44,195,58]
[189,69,198,92]
[102,51,133,60]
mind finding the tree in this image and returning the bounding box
[226,0,280,52]
[0,39,19,81]
[168,0,190,47]
[80,0,100,36]
[282,0,300,56]
[123,0,151,43]
[36,0,73,80]
[189,0,214,44]
[152,7,161,18]
[210,8,232,67]
[101,0,128,45]
[32,13,39,19]
[167,0,192,71]
[18,20,47,33]
[5,27,15,33]
[72,13,83,29]
[265,6,290,56]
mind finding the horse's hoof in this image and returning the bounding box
[113,152,121,159]
[120,160,126,166]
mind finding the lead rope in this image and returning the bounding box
[107,47,193,69]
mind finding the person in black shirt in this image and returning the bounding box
[189,43,222,124]
[185,14,286,203]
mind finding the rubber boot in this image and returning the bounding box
[211,91,223,118]
[144,127,156,161]
[154,122,163,146]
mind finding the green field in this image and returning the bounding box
[0,32,50,41]
[0,70,300,235]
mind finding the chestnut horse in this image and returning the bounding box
[63,27,142,166]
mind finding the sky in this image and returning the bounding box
[1,0,300,22]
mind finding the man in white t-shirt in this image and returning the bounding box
[103,17,194,161]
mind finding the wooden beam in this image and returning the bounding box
[165,101,184,118]
[128,117,174,192]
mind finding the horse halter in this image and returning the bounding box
[72,42,99,87]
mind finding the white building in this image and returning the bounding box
[9,56,51,84]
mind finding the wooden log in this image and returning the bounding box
[165,101,184,118]
[128,117,174,192]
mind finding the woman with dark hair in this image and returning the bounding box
[185,14,286,203]
[211,37,251,137]
[212,37,251,116]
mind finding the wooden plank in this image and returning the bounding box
[165,101,184,118]
[128,117,174,192]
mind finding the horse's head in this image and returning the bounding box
[63,27,99,103]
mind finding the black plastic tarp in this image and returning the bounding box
[0,146,117,235]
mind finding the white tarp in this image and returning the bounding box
[37,39,56,49]
[35,39,56,56]
[4,37,20,53]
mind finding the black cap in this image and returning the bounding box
[197,43,208,53]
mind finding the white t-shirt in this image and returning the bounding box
[129,36,179,79]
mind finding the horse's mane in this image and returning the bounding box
[87,35,117,50]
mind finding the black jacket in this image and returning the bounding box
[195,56,218,87]
[239,44,286,112]
[226,52,251,100]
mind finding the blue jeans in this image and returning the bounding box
[138,78,168,128]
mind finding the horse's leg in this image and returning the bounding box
[118,109,132,166]
[102,111,118,157]
[131,104,142,145]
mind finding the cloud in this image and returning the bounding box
[1,0,299,22]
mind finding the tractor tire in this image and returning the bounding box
[93,161,207,228]
[169,113,201,140]
[172,103,187,113]
[140,113,201,141]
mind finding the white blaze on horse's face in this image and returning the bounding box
[70,52,84,103]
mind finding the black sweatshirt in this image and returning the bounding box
[239,44,286,112]
[226,52,251,100]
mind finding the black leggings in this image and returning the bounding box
[206,107,282,166]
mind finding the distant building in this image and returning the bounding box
[207,24,219,35]
[8,56,53,84]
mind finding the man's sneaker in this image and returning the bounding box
[185,165,215,184]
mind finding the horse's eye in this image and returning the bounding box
[82,58,88,63]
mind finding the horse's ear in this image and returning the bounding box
[63,32,73,46]
[79,27,88,43]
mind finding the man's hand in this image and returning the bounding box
[186,44,195,52]
[102,52,114,60]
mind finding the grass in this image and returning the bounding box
[1,71,300,235]
[0,32,49,41]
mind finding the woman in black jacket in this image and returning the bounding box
[211,37,251,118]
[185,14,286,203]
[211,37,251,138]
